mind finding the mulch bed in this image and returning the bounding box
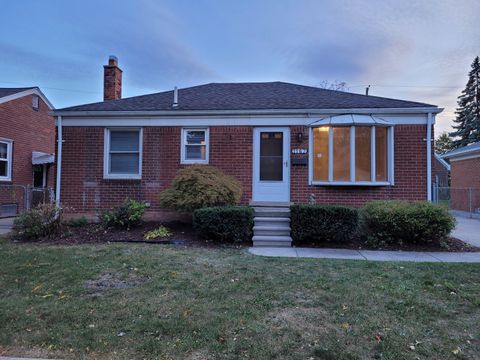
[295,236,480,252]
[9,222,479,252]
[14,221,248,248]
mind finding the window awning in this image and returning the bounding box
[32,151,55,165]
[309,114,393,127]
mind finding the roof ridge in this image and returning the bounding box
[55,81,438,112]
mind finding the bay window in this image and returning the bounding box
[0,139,12,181]
[310,124,393,185]
[181,128,209,164]
[104,128,142,179]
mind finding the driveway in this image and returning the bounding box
[453,215,480,247]
[0,217,14,235]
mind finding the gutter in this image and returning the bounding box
[427,112,432,201]
[442,146,480,160]
[52,106,443,118]
[55,116,62,206]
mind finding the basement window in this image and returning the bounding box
[181,128,209,164]
[104,128,142,179]
[0,139,13,182]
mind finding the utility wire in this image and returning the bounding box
[0,80,98,94]
[349,84,462,89]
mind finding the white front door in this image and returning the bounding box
[253,127,290,202]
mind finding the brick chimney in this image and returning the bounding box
[103,56,122,101]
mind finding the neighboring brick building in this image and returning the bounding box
[433,153,450,187]
[0,87,55,216]
[443,142,480,213]
[54,57,441,232]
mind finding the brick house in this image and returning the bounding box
[442,142,480,213]
[0,87,55,216]
[53,57,441,245]
[433,153,450,187]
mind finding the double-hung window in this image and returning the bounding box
[181,128,209,164]
[0,139,12,182]
[309,119,394,185]
[104,128,142,179]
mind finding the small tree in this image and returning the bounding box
[159,165,242,213]
[435,132,455,155]
[319,80,349,92]
[449,56,480,148]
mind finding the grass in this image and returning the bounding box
[0,241,479,359]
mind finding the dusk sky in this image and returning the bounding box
[1,0,478,136]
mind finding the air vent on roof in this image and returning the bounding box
[172,86,178,108]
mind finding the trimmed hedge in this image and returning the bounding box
[290,204,359,244]
[193,206,254,243]
[360,200,456,246]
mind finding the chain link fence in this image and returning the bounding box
[0,185,54,218]
[432,185,480,218]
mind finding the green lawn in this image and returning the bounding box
[0,241,479,359]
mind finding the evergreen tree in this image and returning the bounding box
[450,56,480,148]
[435,132,454,154]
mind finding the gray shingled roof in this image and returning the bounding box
[56,82,437,112]
[0,87,36,99]
[442,141,480,159]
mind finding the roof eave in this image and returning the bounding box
[442,148,480,160]
[0,87,54,109]
[52,106,443,118]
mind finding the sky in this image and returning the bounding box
[1,0,478,136]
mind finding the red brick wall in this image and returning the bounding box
[290,125,430,206]
[450,157,480,211]
[60,124,430,215]
[0,94,55,187]
[60,126,253,213]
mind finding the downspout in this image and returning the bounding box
[55,115,62,206]
[426,112,432,201]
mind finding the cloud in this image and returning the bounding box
[82,1,218,91]
[0,42,92,83]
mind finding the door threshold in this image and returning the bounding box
[249,201,293,207]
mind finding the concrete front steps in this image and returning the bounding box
[251,202,292,247]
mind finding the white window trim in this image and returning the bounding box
[0,138,13,182]
[103,128,143,180]
[180,127,209,164]
[308,126,394,186]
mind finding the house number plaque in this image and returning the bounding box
[291,148,307,154]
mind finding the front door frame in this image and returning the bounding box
[252,127,290,202]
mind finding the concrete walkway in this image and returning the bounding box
[248,247,480,262]
[0,217,15,235]
[249,214,480,263]
[453,215,480,247]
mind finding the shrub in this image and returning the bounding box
[144,226,172,240]
[100,199,147,229]
[67,216,88,227]
[290,204,359,244]
[360,200,456,247]
[13,203,62,240]
[193,206,254,243]
[159,165,242,213]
